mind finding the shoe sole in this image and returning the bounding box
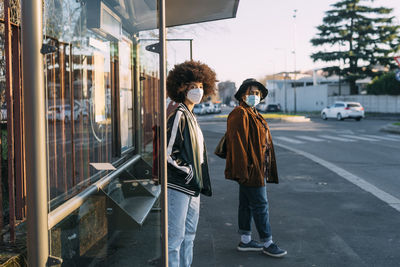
[262,250,287,257]
[237,247,264,252]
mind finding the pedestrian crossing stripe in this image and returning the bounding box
[387,134,400,140]
[274,136,304,144]
[339,134,379,142]
[273,134,400,144]
[362,135,399,141]
[318,135,355,142]
[297,135,324,142]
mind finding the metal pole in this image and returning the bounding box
[21,0,49,265]
[159,0,168,265]
[4,0,16,243]
[189,39,193,61]
[293,9,297,114]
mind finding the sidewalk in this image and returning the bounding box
[193,130,400,267]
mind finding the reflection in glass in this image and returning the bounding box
[43,0,162,265]
[119,37,133,152]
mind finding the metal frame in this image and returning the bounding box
[159,0,168,265]
[4,0,16,243]
[20,0,168,265]
[21,0,49,265]
[47,154,140,229]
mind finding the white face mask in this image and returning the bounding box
[245,95,260,107]
[187,88,204,104]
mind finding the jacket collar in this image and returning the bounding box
[239,101,259,116]
[179,103,197,122]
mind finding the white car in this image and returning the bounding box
[193,103,207,115]
[203,102,214,114]
[321,101,365,121]
[0,104,7,121]
[47,101,87,123]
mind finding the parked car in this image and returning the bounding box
[256,102,268,112]
[203,102,214,114]
[47,101,87,123]
[213,103,222,113]
[321,101,365,121]
[256,102,281,113]
[266,104,281,112]
[0,104,7,121]
[193,103,207,115]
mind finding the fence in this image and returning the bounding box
[0,0,25,243]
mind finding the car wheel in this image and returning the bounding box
[336,113,343,121]
[321,113,327,120]
[355,117,361,121]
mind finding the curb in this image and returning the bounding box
[380,124,400,135]
[279,116,311,122]
[207,115,311,123]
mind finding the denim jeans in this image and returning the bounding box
[238,184,272,242]
[168,188,200,267]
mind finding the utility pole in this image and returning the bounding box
[338,41,342,96]
[293,9,297,114]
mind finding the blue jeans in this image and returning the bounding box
[168,188,200,267]
[238,185,272,242]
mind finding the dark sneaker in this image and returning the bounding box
[263,243,287,257]
[237,240,264,252]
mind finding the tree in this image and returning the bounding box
[310,0,400,94]
[367,72,400,95]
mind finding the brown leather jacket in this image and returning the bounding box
[225,103,279,186]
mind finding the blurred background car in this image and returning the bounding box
[47,100,89,123]
[193,103,207,115]
[321,101,365,121]
[0,104,7,122]
[213,103,222,113]
[256,102,281,113]
[203,102,214,114]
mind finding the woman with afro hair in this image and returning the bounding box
[166,60,216,267]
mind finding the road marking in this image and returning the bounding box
[275,136,304,144]
[275,142,400,213]
[318,135,355,142]
[297,135,324,142]
[339,134,380,142]
[362,134,400,141]
[386,135,400,140]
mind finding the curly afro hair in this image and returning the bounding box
[167,60,217,103]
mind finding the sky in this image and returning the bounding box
[167,0,400,87]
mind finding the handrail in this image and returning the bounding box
[48,154,141,230]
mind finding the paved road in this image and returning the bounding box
[200,117,400,201]
[192,117,400,267]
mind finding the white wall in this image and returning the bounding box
[267,82,400,113]
[267,84,328,112]
[330,95,400,113]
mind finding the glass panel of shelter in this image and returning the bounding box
[43,0,162,265]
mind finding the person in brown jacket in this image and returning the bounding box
[225,78,287,257]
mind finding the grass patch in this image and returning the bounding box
[393,122,400,126]
[215,113,304,119]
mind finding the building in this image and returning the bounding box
[218,81,236,105]
[265,69,370,112]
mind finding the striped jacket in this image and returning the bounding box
[166,103,212,197]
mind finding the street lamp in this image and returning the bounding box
[293,9,297,114]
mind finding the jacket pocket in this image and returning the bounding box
[184,165,194,184]
[247,164,255,180]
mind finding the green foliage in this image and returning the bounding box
[366,72,400,95]
[310,0,400,94]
